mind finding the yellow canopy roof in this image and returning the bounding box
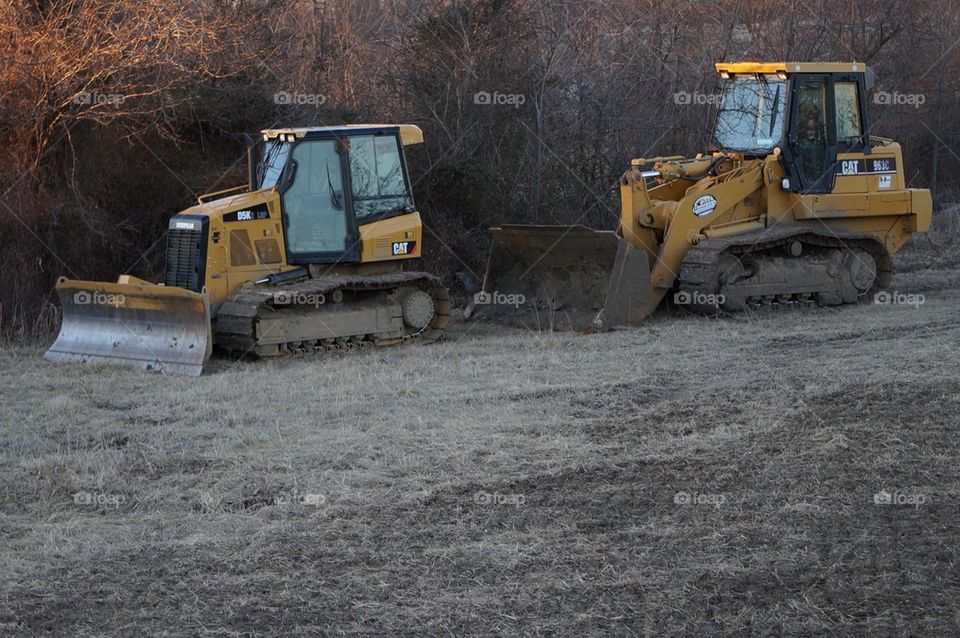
[715,62,867,75]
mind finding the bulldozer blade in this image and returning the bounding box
[465,225,657,330]
[44,276,212,376]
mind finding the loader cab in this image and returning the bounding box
[255,126,417,265]
[713,62,872,194]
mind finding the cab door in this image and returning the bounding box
[785,74,832,192]
[783,73,869,194]
[280,138,361,264]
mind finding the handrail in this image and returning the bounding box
[197,184,248,204]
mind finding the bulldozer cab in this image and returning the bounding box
[712,62,873,193]
[255,126,418,265]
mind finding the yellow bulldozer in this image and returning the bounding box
[466,62,932,329]
[45,125,450,375]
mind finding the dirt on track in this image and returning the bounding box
[1,236,959,636]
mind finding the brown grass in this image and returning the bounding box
[1,235,959,635]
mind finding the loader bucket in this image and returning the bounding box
[44,276,212,376]
[465,225,657,330]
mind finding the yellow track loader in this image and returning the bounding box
[46,125,450,375]
[466,62,932,329]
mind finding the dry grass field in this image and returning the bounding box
[2,234,959,635]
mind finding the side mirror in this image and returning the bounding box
[279,160,297,190]
[865,68,876,92]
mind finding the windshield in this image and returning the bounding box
[257,140,291,189]
[713,75,786,155]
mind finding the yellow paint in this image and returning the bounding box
[261,124,424,146]
[359,213,423,261]
[169,185,426,304]
[622,144,930,294]
[716,62,865,75]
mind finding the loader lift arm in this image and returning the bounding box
[645,163,766,298]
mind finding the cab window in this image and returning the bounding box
[258,141,291,189]
[834,82,863,145]
[714,75,787,154]
[795,81,828,185]
[282,140,349,256]
[348,135,413,220]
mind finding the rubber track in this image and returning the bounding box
[213,272,450,356]
[677,226,893,313]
